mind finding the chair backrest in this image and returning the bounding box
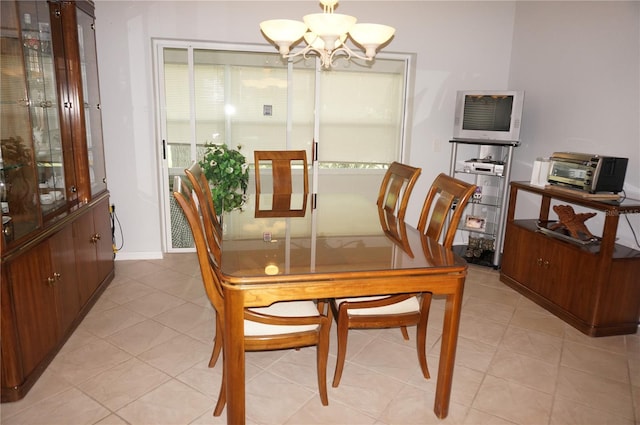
[254,150,309,194]
[417,173,477,248]
[185,162,222,259]
[377,161,421,234]
[172,176,225,315]
[254,193,308,218]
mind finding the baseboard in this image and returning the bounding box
[114,251,164,261]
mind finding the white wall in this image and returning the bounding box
[508,1,640,248]
[94,1,639,258]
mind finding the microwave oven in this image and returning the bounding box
[547,152,628,194]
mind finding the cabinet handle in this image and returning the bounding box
[90,233,101,244]
[543,260,550,269]
[70,186,77,193]
[46,276,56,286]
[54,272,61,280]
[536,258,543,266]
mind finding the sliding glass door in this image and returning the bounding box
[154,40,410,251]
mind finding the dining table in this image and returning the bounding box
[218,192,468,424]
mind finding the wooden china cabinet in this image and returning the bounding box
[1,0,113,402]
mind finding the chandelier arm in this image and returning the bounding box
[330,45,372,63]
[283,44,316,59]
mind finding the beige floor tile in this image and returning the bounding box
[563,326,628,354]
[555,366,635,420]
[184,315,217,346]
[94,414,130,424]
[349,335,426,383]
[189,409,228,424]
[245,370,318,424]
[460,296,516,325]
[122,291,186,318]
[626,333,640,354]
[379,384,469,424]
[48,339,131,385]
[488,347,558,394]
[101,279,155,305]
[326,325,384,358]
[633,385,640,423]
[176,358,223,398]
[131,266,194,292]
[472,375,553,425]
[245,346,290,369]
[266,346,326,393]
[550,395,635,425]
[433,335,497,373]
[114,259,163,280]
[149,253,199,275]
[462,283,520,308]
[463,408,518,424]
[327,362,404,418]
[499,325,563,364]
[509,306,567,338]
[162,274,209,302]
[57,327,101,354]
[561,340,629,383]
[458,314,508,346]
[409,355,484,407]
[107,318,181,355]
[138,333,210,377]
[0,368,73,420]
[81,304,148,338]
[116,379,212,425]
[2,387,109,425]
[78,357,171,411]
[153,301,214,334]
[628,348,640,387]
[284,397,377,424]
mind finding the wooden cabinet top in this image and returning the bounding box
[510,181,640,214]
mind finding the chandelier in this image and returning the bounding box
[259,0,395,69]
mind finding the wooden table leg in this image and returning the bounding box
[224,288,246,425]
[433,277,465,418]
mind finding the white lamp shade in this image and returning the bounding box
[304,32,347,50]
[349,23,395,47]
[303,13,356,37]
[260,19,308,44]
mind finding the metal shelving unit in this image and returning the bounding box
[449,138,519,268]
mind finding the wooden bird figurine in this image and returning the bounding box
[548,204,597,240]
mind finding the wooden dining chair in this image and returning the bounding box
[330,171,476,388]
[185,162,222,244]
[184,163,223,368]
[376,161,422,239]
[173,177,331,415]
[254,150,309,194]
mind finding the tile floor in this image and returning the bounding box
[1,253,639,425]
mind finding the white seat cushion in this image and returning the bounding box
[244,300,320,336]
[335,295,420,316]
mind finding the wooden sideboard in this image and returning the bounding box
[500,182,640,336]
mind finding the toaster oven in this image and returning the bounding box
[548,152,628,194]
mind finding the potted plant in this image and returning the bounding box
[199,143,249,213]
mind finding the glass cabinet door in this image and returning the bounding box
[22,1,67,217]
[76,5,106,197]
[1,1,50,246]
